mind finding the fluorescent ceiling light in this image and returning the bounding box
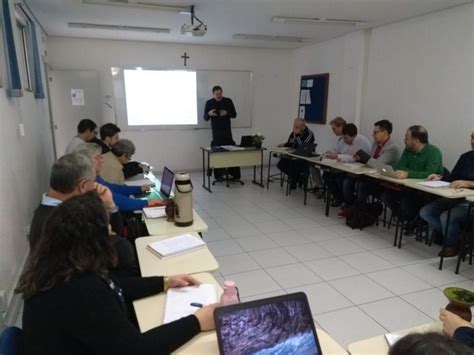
[232,34,308,43]
[83,0,190,13]
[68,22,170,33]
[272,16,366,26]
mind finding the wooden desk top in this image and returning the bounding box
[144,209,208,236]
[347,322,442,355]
[135,233,218,277]
[134,273,347,354]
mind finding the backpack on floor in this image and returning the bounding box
[346,202,383,230]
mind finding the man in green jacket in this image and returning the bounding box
[382,125,443,234]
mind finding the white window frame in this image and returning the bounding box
[15,10,33,92]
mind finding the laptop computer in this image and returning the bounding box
[214,292,322,355]
[156,167,174,199]
[293,142,318,157]
[378,165,397,178]
[239,135,254,147]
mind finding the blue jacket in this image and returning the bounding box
[96,177,148,212]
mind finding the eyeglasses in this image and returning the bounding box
[373,129,384,134]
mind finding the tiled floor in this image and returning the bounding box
[13,168,474,349]
[192,169,474,348]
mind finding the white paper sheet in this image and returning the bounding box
[417,181,450,188]
[71,88,85,106]
[142,206,166,218]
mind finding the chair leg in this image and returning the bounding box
[398,219,405,249]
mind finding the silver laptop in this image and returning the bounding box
[378,165,397,178]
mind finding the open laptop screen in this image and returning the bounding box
[214,293,322,355]
[160,167,174,198]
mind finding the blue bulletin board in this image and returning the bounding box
[298,73,329,124]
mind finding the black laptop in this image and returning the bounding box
[239,135,254,147]
[293,142,318,157]
[157,167,174,199]
[214,292,323,355]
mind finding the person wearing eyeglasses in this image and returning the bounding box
[101,139,137,185]
[338,120,400,218]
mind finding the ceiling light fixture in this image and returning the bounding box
[272,16,366,26]
[68,22,170,33]
[82,0,190,13]
[232,34,308,43]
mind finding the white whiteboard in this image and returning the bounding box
[112,68,253,130]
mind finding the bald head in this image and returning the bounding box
[293,118,306,134]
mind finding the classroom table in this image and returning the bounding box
[200,146,265,192]
[135,233,219,277]
[266,146,296,189]
[347,321,442,355]
[134,273,348,354]
[144,209,208,236]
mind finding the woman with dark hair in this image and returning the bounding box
[16,192,218,355]
[389,332,473,355]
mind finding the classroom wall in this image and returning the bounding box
[362,3,473,170]
[0,2,54,321]
[46,37,293,172]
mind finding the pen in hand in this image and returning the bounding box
[190,302,203,308]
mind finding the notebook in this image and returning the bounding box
[147,234,206,259]
[214,292,322,355]
[142,206,166,219]
[163,284,217,324]
[417,181,450,188]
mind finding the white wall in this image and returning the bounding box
[0,1,55,319]
[362,4,473,170]
[47,37,293,172]
[290,30,369,153]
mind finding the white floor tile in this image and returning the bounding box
[240,290,288,303]
[266,230,312,247]
[298,227,342,243]
[305,257,360,281]
[224,224,262,238]
[254,220,293,234]
[367,269,432,295]
[372,247,430,266]
[317,238,367,256]
[402,288,449,320]
[234,234,279,252]
[316,307,387,348]
[216,253,261,276]
[360,297,433,332]
[329,275,394,305]
[402,261,468,287]
[286,282,352,315]
[438,280,474,291]
[248,248,298,268]
[206,239,244,257]
[349,234,393,251]
[283,217,322,230]
[326,224,366,238]
[202,227,232,242]
[265,263,323,289]
[284,243,333,262]
[341,252,395,273]
[225,269,282,298]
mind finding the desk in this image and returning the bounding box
[144,209,208,236]
[266,147,296,189]
[135,233,219,277]
[347,321,442,355]
[134,272,347,354]
[201,147,265,192]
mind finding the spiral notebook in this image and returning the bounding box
[147,234,206,259]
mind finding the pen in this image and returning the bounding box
[190,302,203,308]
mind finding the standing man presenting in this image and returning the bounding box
[204,85,239,181]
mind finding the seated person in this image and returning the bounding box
[440,309,474,349]
[381,125,443,234]
[101,139,136,184]
[324,123,371,206]
[419,132,474,257]
[64,118,97,154]
[17,192,218,355]
[29,153,138,277]
[339,119,400,217]
[76,143,161,212]
[277,117,314,188]
[389,331,472,354]
[91,122,121,154]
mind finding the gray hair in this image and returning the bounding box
[112,139,135,159]
[50,153,95,193]
[75,142,102,158]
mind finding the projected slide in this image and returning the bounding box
[123,69,198,125]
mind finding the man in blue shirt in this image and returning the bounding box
[420,132,474,257]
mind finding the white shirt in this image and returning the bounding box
[335,134,372,162]
[64,136,85,155]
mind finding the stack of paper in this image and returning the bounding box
[417,181,450,188]
[221,145,245,151]
[124,178,154,187]
[163,284,217,324]
[147,234,206,259]
[142,206,166,219]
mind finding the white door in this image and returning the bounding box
[48,70,101,157]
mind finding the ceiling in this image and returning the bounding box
[25,0,472,49]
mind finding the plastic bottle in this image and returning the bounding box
[220,280,240,306]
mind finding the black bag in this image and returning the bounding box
[346,202,383,230]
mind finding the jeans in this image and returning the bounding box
[419,198,469,246]
[381,189,427,221]
[323,171,345,202]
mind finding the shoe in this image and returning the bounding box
[438,247,459,258]
[403,218,419,236]
[338,207,351,219]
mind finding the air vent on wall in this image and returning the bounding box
[232,34,308,43]
[272,16,366,26]
[68,22,170,33]
[82,0,190,13]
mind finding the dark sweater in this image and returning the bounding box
[29,204,138,277]
[284,127,315,149]
[23,273,201,355]
[454,326,474,348]
[448,150,474,182]
[203,97,237,145]
[91,137,111,154]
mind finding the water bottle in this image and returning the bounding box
[220,280,240,306]
[173,172,193,227]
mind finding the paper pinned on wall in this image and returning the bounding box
[305,90,311,104]
[307,79,313,88]
[71,88,85,106]
[299,90,306,104]
[299,106,305,118]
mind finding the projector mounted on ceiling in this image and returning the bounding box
[181,5,207,37]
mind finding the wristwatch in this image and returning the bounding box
[164,276,169,291]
